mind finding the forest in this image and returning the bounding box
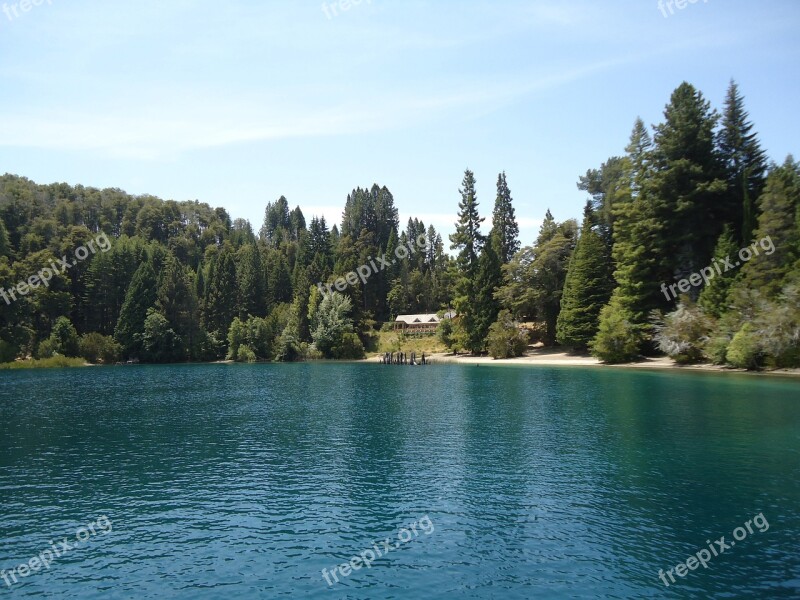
[0,80,798,369]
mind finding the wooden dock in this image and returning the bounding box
[378,351,428,365]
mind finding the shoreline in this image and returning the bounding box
[3,354,798,377]
[368,350,800,377]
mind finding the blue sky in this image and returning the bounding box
[0,0,798,244]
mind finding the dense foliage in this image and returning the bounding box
[0,178,457,363]
[0,80,797,370]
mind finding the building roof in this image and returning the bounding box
[395,314,441,325]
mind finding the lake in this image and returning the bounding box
[1,363,799,598]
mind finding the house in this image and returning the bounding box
[393,313,453,334]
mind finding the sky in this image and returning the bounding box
[0,0,798,245]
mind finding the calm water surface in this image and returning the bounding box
[1,364,799,599]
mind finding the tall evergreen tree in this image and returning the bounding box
[605,119,659,326]
[268,252,294,306]
[260,196,291,246]
[471,233,503,352]
[236,244,266,318]
[449,169,485,274]
[556,203,614,349]
[650,82,727,277]
[491,172,520,264]
[738,156,800,297]
[156,254,202,361]
[204,245,238,338]
[114,261,158,358]
[594,119,666,358]
[449,169,485,352]
[718,80,768,245]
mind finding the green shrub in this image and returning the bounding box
[237,344,257,363]
[36,338,58,359]
[487,310,528,359]
[704,334,733,365]
[726,324,763,370]
[79,333,122,364]
[590,299,641,364]
[48,317,80,357]
[331,332,365,359]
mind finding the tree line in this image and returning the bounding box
[0,80,797,369]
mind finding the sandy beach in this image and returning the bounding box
[370,349,800,377]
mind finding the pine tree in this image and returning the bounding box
[156,254,201,360]
[470,233,503,352]
[205,245,238,338]
[698,225,739,318]
[114,261,158,358]
[260,196,291,246]
[650,82,727,276]
[491,172,520,264]
[739,156,800,297]
[269,252,294,306]
[606,118,670,334]
[719,80,768,245]
[236,244,266,318]
[449,169,485,274]
[449,169,485,352]
[556,204,614,349]
[83,250,116,334]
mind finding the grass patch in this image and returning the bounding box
[0,357,89,370]
[365,330,447,356]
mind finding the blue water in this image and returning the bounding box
[1,364,799,598]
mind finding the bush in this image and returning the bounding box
[331,332,365,360]
[487,310,528,359]
[726,324,763,370]
[36,338,58,359]
[652,303,714,364]
[591,299,641,364]
[48,317,80,357]
[141,310,182,363]
[755,285,800,368]
[704,333,733,365]
[228,309,291,362]
[237,344,257,363]
[79,333,122,364]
